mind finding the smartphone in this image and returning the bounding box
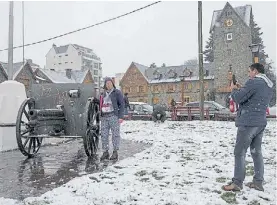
[232,74,237,85]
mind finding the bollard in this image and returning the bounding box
[0,80,27,152]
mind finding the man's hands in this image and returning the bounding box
[230,81,242,90]
[119,119,124,124]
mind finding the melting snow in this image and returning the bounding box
[0,120,276,205]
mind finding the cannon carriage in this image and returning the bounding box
[16,83,100,158]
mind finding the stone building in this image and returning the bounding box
[211,2,253,105]
[120,2,256,107]
[120,62,214,107]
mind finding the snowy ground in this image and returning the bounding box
[1,120,276,205]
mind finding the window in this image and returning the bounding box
[125,87,131,93]
[65,62,68,64]
[58,63,62,65]
[94,77,98,82]
[71,62,73,64]
[153,85,159,92]
[226,33,232,41]
[168,84,175,92]
[139,86,145,93]
[59,55,62,57]
[227,49,232,55]
[184,82,192,90]
[94,70,98,75]
[225,11,232,16]
[94,63,99,69]
[65,54,68,56]
[183,96,190,103]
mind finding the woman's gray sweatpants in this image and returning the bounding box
[101,114,120,151]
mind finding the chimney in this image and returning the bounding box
[50,69,55,71]
[65,69,72,79]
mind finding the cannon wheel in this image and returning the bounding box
[83,98,100,157]
[16,98,43,158]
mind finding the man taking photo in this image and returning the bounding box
[222,63,273,192]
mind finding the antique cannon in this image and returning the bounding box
[16,83,100,158]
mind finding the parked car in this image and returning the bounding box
[176,101,236,121]
[125,102,153,121]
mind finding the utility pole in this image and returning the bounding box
[22,1,25,64]
[198,1,204,120]
[8,1,14,80]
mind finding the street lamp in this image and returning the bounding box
[249,43,262,63]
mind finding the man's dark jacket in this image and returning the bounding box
[231,74,273,127]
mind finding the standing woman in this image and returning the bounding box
[99,77,124,161]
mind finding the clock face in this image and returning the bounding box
[225,19,233,27]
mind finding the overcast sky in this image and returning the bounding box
[0,1,275,77]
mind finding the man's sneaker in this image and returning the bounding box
[245,182,264,191]
[100,151,109,161]
[110,150,118,161]
[222,182,242,191]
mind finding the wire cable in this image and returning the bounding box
[0,1,161,52]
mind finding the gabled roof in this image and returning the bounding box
[0,62,8,80]
[71,70,90,83]
[72,44,94,54]
[125,61,214,85]
[37,69,91,84]
[146,63,213,81]
[0,61,36,80]
[210,2,252,33]
[132,62,149,82]
[53,45,69,54]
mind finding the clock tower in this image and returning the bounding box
[210,2,253,105]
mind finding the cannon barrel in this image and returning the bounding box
[29,109,65,118]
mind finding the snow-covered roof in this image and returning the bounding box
[0,60,41,79]
[38,69,90,84]
[149,76,214,84]
[210,3,252,33]
[128,62,214,84]
[53,45,69,54]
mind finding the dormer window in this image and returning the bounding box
[158,74,163,80]
[153,70,160,79]
[168,70,177,79]
[183,67,192,77]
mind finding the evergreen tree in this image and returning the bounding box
[203,33,214,63]
[250,13,276,105]
[161,63,166,67]
[150,63,157,68]
[250,13,267,65]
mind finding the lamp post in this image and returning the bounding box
[249,43,262,63]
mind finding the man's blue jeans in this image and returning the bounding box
[232,126,266,187]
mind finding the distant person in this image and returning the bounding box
[123,93,130,115]
[99,77,125,161]
[222,63,273,192]
[152,104,166,122]
[171,99,176,108]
